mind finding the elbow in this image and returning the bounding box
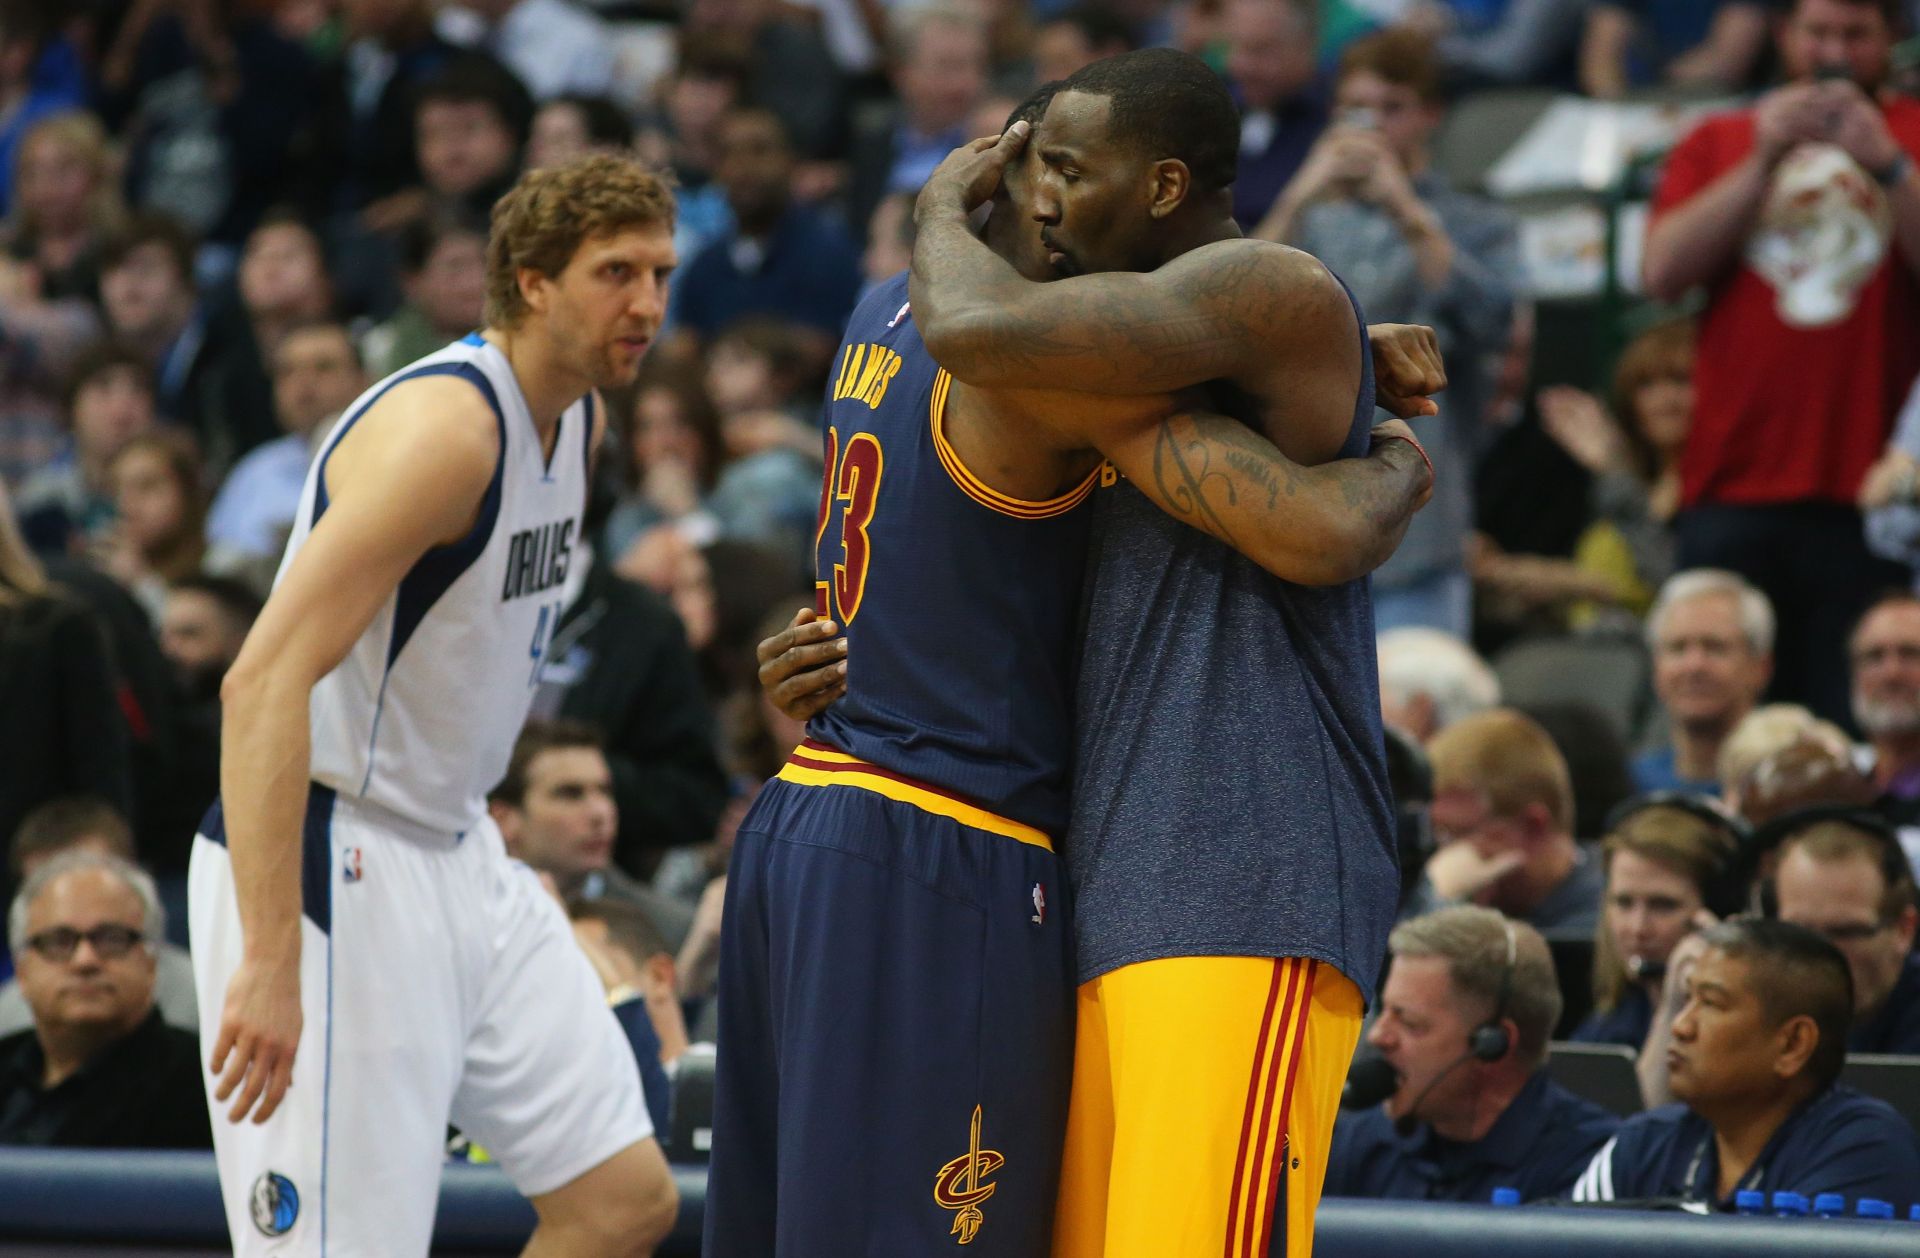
[1640,246,1687,305]
[219,660,266,713]
[917,305,988,379]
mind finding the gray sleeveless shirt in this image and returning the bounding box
[1065,291,1398,1002]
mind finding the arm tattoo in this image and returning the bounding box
[1152,415,1245,550]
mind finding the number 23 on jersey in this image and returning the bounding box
[815,426,884,626]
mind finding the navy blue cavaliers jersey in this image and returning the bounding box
[805,272,1096,836]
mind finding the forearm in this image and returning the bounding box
[1666,6,1768,88]
[1642,154,1772,300]
[219,668,313,966]
[908,198,1030,370]
[1396,201,1457,292]
[1580,8,1633,99]
[1126,414,1426,585]
[1636,1004,1678,1108]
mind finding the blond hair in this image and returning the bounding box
[1427,708,1574,833]
[1592,805,1740,1013]
[484,153,677,330]
[9,110,125,241]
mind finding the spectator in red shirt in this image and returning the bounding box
[1643,0,1920,726]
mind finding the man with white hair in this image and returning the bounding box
[0,850,209,1147]
[1378,627,1501,744]
[1634,569,1774,794]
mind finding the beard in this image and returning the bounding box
[1855,689,1920,737]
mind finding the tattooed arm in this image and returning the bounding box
[913,227,1332,398]
[1115,412,1432,584]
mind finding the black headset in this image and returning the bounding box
[1750,805,1914,918]
[1601,790,1755,920]
[1468,917,1518,1062]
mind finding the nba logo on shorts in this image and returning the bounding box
[250,1171,299,1237]
[1029,883,1046,926]
[343,847,364,883]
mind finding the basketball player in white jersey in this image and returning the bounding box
[188,155,680,1256]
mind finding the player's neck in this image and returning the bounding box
[481,327,583,438]
[1151,193,1241,268]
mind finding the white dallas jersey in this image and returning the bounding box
[278,334,592,834]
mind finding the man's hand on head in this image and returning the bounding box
[915,121,1031,220]
[1368,323,1446,419]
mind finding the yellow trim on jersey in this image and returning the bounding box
[776,758,1054,851]
[929,369,1100,520]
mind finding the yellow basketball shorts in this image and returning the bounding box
[1052,955,1364,1258]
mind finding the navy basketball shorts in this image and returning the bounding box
[704,749,1075,1257]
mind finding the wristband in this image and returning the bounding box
[1375,430,1435,485]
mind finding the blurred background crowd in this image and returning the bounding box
[6,0,1920,1223]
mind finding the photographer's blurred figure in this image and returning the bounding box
[1575,918,1920,1208]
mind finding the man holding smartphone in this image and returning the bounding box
[1640,0,1920,728]
[1255,27,1521,640]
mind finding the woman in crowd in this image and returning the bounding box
[1574,797,1742,1048]
[4,109,123,302]
[95,428,249,620]
[1537,318,1694,616]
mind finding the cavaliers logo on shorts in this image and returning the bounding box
[249,1170,299,1237]
[933,1105,1004,1245]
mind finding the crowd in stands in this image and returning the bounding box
[4,0,1920,1230]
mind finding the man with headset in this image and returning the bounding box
[1322,906,1618,1204]
[1574,917,1920,1208]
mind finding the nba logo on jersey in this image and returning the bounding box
[343,847,364,883]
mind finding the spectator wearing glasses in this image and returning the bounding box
[0,797,197,1036]
[1768,810,1920,1054]
[0,850,209,1148]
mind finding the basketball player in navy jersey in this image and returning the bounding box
[908,51,1414,1258]
[705,84,1441,1258]
[190,155,677,1256]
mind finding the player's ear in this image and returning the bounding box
[516,265,551,316]
[1147,159,1191,220]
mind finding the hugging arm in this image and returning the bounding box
[1107,410,1432,585]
